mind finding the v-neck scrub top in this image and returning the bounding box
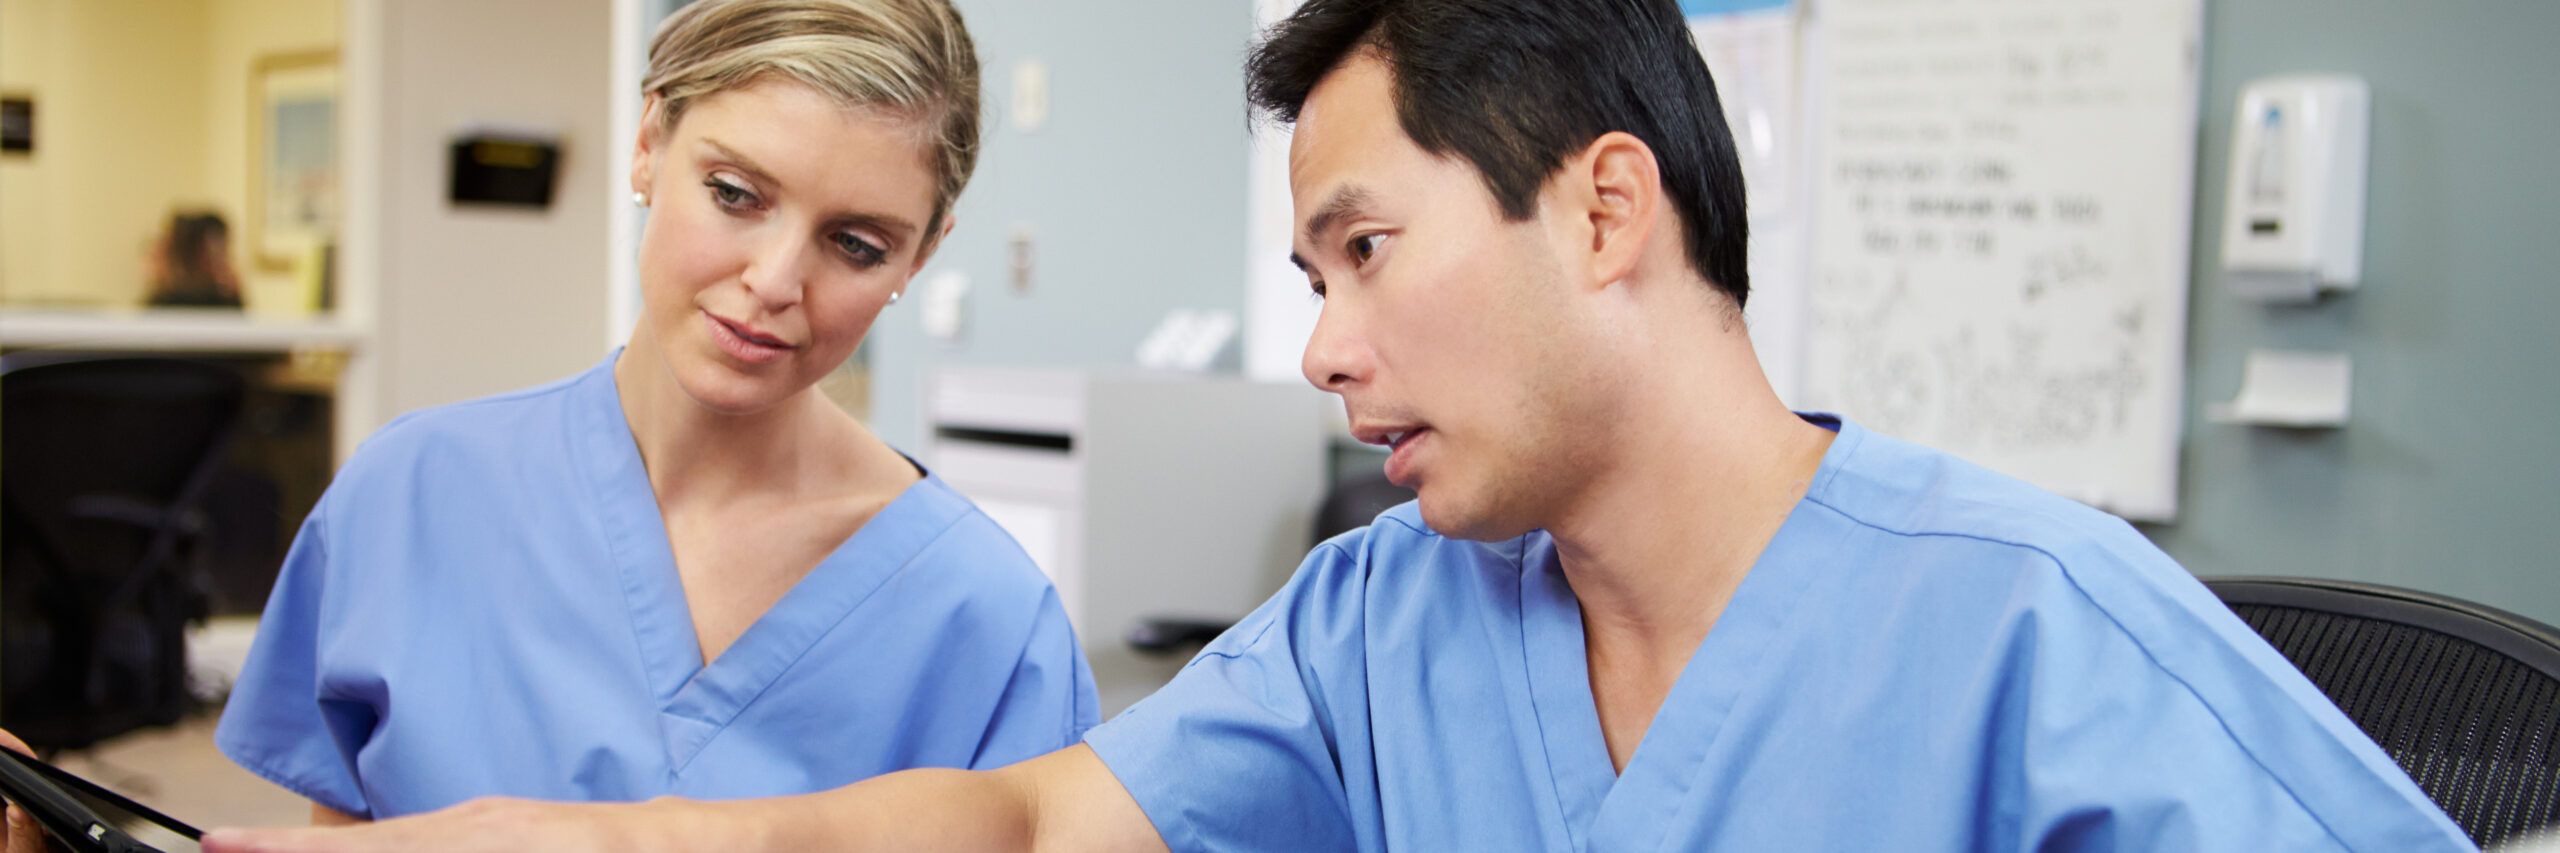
[215,355,1098,819]
[1083,416,2469,851]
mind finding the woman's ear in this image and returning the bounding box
[630,97,665,202]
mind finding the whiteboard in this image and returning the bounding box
[1801,0,2204,521]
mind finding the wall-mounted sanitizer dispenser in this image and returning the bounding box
[2221,76,2370,302]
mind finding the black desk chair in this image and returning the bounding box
[2208,576,2560,848]
[1,356,244,752]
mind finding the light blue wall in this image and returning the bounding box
[865,1,1256,448]
[2141,0,2560,626]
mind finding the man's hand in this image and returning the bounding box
[201,797,695,853]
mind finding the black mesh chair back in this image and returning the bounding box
[2208,576,2560,848]
[1,356,245,751]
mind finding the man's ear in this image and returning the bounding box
[630,97,666,202]
[1575,131,1665,291]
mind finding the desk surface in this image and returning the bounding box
[0,309,367,353]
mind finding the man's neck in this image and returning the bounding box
[1547,338,1835,659]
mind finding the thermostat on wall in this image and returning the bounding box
[449,134,560,208]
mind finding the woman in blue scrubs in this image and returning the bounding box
[202,0,1097,824]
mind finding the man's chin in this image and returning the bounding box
[1415,489,1537,543]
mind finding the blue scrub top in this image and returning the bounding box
[1085,416,2471,851]
[216,354,1098,819]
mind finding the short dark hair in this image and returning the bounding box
[165,212,229,281]
[1247,0,1751,308]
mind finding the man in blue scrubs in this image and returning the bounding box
[203,0,2472,851]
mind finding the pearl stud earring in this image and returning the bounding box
[632,192,648,207]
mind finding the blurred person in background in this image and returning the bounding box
[146,212,244,308]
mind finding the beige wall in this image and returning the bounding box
[0,0,335,308]
[0,0,214,307]
[203,0,342,309]
[369,0,612,415]
[0,0,36,300]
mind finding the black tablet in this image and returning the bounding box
[0,747,201,853]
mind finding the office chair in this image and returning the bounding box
[2208,576,2560,847]
[1,356,245,752]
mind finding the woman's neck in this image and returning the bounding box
[611,339,882,509]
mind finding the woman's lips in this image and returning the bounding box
[704,311,792,365]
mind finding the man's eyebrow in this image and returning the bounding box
[1300,185,1377,248]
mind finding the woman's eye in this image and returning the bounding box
[833,233,887,267]
[1349,233,1384,264]
[705,177,755,210]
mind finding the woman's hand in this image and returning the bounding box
[0,728,53,853]
[202,797,700,853]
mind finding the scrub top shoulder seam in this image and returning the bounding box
[362,370,587,443]
[1796,492,2356,847]
[1369,510,1433,540]
[1187,541,1358,664]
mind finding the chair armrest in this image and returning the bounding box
[64,495,185,531]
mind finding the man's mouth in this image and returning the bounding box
[1352,421,1430,448]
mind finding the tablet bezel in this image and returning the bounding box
[0,747,200,852]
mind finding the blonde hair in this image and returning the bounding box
[643,0,981,233]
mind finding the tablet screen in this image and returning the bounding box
[0,748,200,853]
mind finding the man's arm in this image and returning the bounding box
[201,745,1164,853]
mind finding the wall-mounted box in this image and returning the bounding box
[448,135,560,208]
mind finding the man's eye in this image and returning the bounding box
[1349,234,1383,263]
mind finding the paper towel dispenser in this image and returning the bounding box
[2221,76,2370,302]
